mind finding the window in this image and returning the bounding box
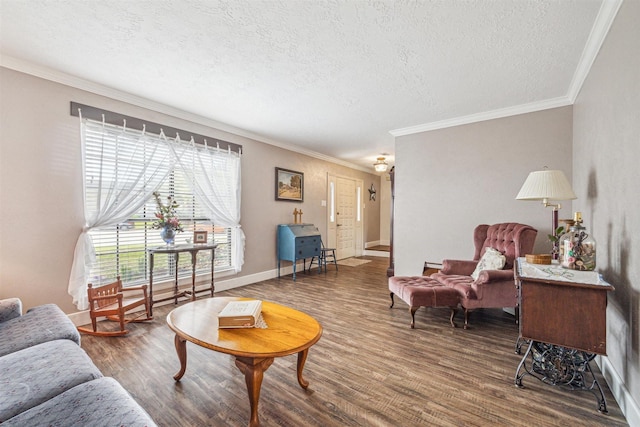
[329,181,335,223]
[83,119,237,287]
[357,185,361,222]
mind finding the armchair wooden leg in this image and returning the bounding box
[389,292,395,308]
[463,309,470,330]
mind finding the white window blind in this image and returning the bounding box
[84,120,234,287]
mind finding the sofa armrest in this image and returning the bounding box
[473,269,515,285]
[0,298,22,323]
[470,268,517,304]
[441,259,478,276]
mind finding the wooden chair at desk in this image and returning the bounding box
[77,276,152,337]
[309,240,338,273]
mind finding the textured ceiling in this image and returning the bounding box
[0,0,606,171]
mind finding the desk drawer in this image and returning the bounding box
[295,237,320,259]
[297,245,319,258]
[295,236,319,246]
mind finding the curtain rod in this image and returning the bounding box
[70,102,242,153]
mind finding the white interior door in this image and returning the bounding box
[327,174,363,260]
[336,176,356,259]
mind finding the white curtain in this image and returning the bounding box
[170,137,245,271]
[68,118,174,310]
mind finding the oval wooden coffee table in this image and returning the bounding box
[166,297,322,427]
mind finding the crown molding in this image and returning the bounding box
[389,96,572,137]
[0,55,370,173]
[566,0,623,102]
[390,0,623,138]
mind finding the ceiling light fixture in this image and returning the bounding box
[373,157,388,172]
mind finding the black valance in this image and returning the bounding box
[70,102,242,153]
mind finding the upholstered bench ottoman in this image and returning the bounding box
[389,276,460,328]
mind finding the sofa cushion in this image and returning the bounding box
[0,304,80,357]
[470,247,506,280]
[0,339,103,422]
[3,377,157,427]
[0,299,22,323]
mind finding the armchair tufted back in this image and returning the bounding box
[472,223,537,269]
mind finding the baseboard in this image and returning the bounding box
[215,267,284,291]
[362,249,390,258]
[364,240,390,258]
[365,240,390,248]
[365,240,380,248]
[598,356,640,426]
[68,263,307,327]
[68,308,91,327]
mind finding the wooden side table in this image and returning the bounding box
[423,261,443,276]
[148,243,217,316]
[514,257,614,413]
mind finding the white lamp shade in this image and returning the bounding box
[516,170,577,201]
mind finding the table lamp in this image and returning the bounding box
[516,169,577,255]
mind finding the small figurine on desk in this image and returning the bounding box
[293,208,304,224]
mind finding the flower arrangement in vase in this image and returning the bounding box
[152,192,184,244]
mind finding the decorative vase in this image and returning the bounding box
[559,212,596,271]
[160,226,176,245]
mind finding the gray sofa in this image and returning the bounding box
[0,298,157,426]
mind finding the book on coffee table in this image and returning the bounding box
[218,300,262,328]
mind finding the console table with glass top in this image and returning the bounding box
[148,243,217,315]
[514,257,614,413]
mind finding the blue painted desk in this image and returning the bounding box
[277,224,321,280]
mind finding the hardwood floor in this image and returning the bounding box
[80,257,628,426]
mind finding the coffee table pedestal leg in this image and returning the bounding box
[235,356,274,427]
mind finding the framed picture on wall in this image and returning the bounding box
[275,167,304,202]
[194,230,208,244]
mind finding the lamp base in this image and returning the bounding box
[552,208,559,260]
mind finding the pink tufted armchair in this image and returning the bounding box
[430,223,537,329]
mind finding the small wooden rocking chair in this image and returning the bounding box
[77,276,152,337]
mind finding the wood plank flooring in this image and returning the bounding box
[80,257,628,426]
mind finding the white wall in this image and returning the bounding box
[0,67,380,313]
[573,0,640,423]
[394,107,573,276]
